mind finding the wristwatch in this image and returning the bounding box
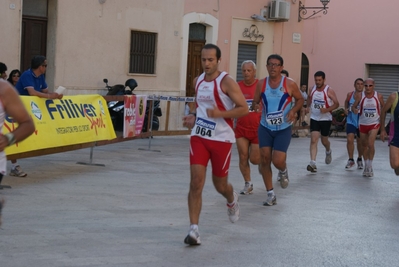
[4,133,16,146]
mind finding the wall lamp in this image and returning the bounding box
[298,0,330,22]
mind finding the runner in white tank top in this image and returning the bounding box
[351,78,384,178]
[181,44,248,246]
[306,71,339,173]
[0,79,35,225]
[191,71,235,143]
[309,85,334,121]
[358,91,381,126]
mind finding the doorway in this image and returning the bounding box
[300,53,309,92]
[20,0,48,71]
[186,23,206,97]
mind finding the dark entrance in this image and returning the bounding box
[300,53,309,92]
[186,23,206,97]
[21,0,48,71]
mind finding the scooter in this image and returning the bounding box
[142,98,162,132]
[103,78,162,132]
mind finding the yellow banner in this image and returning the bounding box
[4,95,116,155]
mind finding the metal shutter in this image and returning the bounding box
[236,44,257,82]
[369,64,399,101]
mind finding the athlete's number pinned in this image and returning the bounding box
[195,126,212,137]
[194,117,216,138]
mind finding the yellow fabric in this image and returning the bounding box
[3,95,116,155]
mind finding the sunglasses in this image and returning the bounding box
[364,85,373,87]
[13,74,20,77]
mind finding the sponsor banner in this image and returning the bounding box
[4,95,116,155]
[123,95,147,138]
[148,95,195,102]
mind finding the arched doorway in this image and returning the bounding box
[186,23,206,97]
[300,53,309,92]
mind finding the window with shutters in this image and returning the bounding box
[129,31,157,74]
[368,64,399,101]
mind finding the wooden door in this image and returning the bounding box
[21,17,47,71]
[186,41,204,97]
[300,53,309,91]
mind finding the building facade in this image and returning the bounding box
[302,0,399,105]
[0,0,305,131]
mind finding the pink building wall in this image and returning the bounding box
[185,0,305,83]
[303,0,399,104]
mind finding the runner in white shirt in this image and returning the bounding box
[182,44,248,246]
[352,78,384,177]
[306,71,339,173]
[0,79,35,225]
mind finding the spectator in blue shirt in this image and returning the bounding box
[16,55,63,99]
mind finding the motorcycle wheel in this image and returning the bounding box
[152,116,160,131]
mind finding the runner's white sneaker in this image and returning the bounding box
[368,167,374,177]
[263,192,276,206]
[240,182,253,195]
[184,228,201,245]
[227,191,240,223]
[9,165,27,177]
[362,167,370,177]
[357,159,364,169]
[345,160,355,169]
[278,170,289,189]
[325,150,332,164]
[307,163,317,173]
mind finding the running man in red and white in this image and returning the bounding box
[235,60,261,195]
[352,78,384,177]
[306,71,339,173]
[182,44,248,245]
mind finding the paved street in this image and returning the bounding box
[0,135,398,267]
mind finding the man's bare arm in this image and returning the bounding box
[289,80,304,114]
[182,76,198,128]
[380,92,394,141]
[325,88,339,112]
[344,92,351,115]
[351,92,362,114]
[207,76,248,119]
[251,79,263,112]
[27,87,63,99]
[0,82,35,151]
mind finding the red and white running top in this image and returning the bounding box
[191,71,235,143]
[309,85,333,121]
[359,91,380,125]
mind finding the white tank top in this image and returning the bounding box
[309,85,333,121]
[359,91,380,125]
[191,71,235,143]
